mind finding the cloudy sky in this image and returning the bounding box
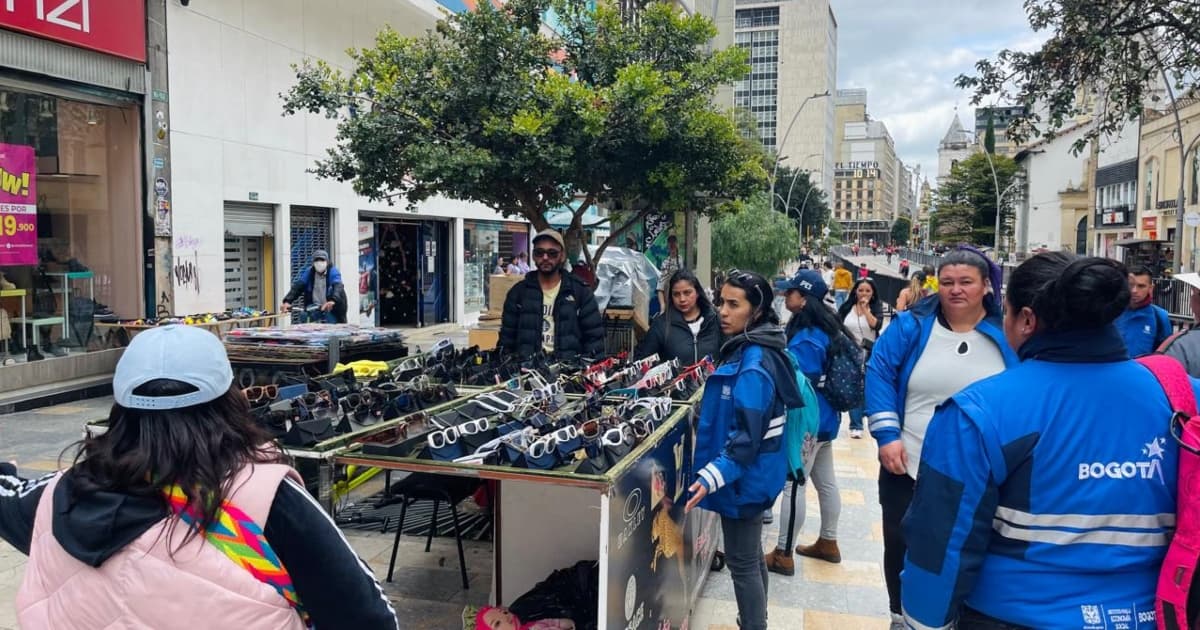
[829,0,1044,186]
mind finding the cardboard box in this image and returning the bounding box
[468,327,500,351]
[487,274,522,315]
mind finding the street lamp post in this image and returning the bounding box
[769,91,831,210]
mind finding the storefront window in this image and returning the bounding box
[0,85,142,359]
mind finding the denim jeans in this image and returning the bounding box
[777,440,840,548]
[721,514,768,630]
[847,407,865,431]
[834,289,849,310]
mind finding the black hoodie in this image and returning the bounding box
[0,469,399,630]
[720,323,805,412]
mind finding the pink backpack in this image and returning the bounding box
[1138,354,1200,630]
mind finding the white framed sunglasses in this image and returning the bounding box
[527,433,559,459]
[601,425,634,448]
[427,426,460,450]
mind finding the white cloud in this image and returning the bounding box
[828,0,1039,184]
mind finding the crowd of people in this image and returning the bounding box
[0,225,1196,630]
[685,245,1196,630]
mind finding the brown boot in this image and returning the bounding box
[796,537,842,564]
[764,548,795,576]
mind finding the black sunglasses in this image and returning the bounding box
[532,248,561,259]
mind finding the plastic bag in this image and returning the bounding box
[588,247,657,314]
[508,560,600,630]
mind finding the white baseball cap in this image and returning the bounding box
[113,325,234,410]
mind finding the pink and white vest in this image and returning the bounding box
[16,463,309,630]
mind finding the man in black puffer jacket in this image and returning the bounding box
[499,229,605,359]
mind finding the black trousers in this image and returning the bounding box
[878,466,914,615]
[958,607,1029,629]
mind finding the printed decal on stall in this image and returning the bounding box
[0,0,147,62]
[0,143,37,267]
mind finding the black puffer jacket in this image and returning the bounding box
[634,305,722,364]
[499,271,605,359]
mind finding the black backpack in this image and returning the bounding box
[818,331,865,411]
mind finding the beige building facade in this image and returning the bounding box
[1138,97,1200,269]
[727,0,837,192]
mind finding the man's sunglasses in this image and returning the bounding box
[532,248,561,259]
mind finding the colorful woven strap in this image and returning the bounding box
[162,484,311,627]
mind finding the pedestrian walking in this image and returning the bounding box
[832,264,854,310]
[764,269,847,575]
[0,325,397,630]
[899,259,910,279]
[1114,265,1172,357]
[865,246,1019,629]
[635,269,723,364]
[281,249,348,323]
[901,252,1190,629]
[838,277,882,438]
[858,262,869,280]
[686,270,804,630]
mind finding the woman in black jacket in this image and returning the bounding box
[837,277,883,438]
[635,269,723,364]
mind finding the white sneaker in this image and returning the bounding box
[890,613,906,630]
[849,429,863,439]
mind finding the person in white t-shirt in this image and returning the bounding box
[863,247,1019,629]
[836,277,883,438]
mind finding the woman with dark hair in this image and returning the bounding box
[865,246,1019,630]
[902,252,1194,629]
[838,277,883,439]
[635,269,723,363]
[765,270,850,575]
[0,326,397,630]
[685,270,803,630]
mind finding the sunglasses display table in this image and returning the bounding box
[335,400,721,630]
[224,324,409,384]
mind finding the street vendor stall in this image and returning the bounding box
[223,323,408,383]
[332,354,718,630]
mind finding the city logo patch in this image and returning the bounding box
[721,385,732,399]
[1144,324,1152,335]
[1081,605,1101,625]
[1078,435,1167,484]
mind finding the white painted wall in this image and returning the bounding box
[166,0,530,322]
[1097,119,1141,168]
[1021,126,1090,251]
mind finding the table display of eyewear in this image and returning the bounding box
[335,353,722,630]
[224,323,408,377]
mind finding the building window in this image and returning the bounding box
[734,7,779,29]
[1145,161,1155,210]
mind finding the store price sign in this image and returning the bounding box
[0,143,37,267]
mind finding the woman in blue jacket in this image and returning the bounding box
[686,270,803,630]
[765,269,852,576]
[865,247,1019,629]
[902,253,1195,629]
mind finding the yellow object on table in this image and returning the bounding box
[332,360,391,378]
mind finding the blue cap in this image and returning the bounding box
[113,325,234,410]
[776,269,828,300]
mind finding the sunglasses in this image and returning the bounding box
[243,385,279,403]
[601,424,634,448]
[532,248,561,259]
[426,417,491,450]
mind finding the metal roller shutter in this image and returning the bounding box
[0,29,146,94]
[290,207,332,282]
[224,237,264,311]
[224,202,275,237]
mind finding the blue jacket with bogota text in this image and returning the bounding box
[694,337,803,520]
[865,295,1018,446]
[900,326,1197,630]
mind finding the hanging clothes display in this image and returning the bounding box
[378,223,420,326]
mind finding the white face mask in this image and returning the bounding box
[314,261,328,273]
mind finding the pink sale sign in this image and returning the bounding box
[0,143,36,267]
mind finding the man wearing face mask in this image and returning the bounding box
[281,250,347,323]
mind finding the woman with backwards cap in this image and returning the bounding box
[0,325,397,629]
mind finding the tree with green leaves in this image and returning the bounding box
[712,193,798,278]
[956,0,1200,267]
[930,204,976,244]
[983,111,996,154]
[937,153,1019,245]
[282,0,765,267]
[957,0,1199,151]
[891,216,913,246]
[771,165,830,241]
